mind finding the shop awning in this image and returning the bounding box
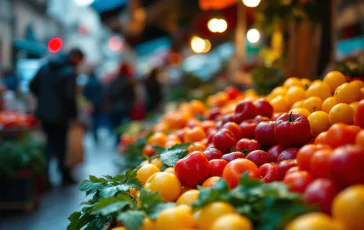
[13,39,47,57]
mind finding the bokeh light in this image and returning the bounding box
[108,36,123,52]
[191,36,206,53]
[74,0,95,6]
[48,37,63,53]
[207,18,228,33]
[247,29,260,43]
[242,0,261,7]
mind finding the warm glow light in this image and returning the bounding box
[247,29,260,43]
[48,37,63,53]
[207,18,227,33]
[191,36,212,54]
[108,36,123,51]
[74,0,94,6]
[242,0,261,7]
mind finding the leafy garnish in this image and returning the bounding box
[139,189,175,219]
[153,143,191,166]
[118,210,145,230]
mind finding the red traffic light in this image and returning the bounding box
[48,37,63,53]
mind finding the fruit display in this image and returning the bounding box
[0,111,38,129]
[68,71,364,230]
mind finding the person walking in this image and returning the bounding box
[144,68,163,113]
[83,71,104,144]
[105,63,136,145]
[30,48,84,187]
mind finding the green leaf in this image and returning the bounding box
[91,194,133,215]
[159,143,191,166]
[99,184,130,198]
[79,176,108,196]
[117,210,145,230]
[139,189,175,219]
[148,203,175,219]
[192,179,229,209]
[67,211,94,230]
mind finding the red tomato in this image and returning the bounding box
[297,144,331,171]
[325,124,361,148]
[267,145,283,162]
[221,151,246,162]
[235,138,261,155]
[207,108,221,121]
[259,163,279,183]
[285,166,300,175]
[253,99,274,118]
[255,121,277,149]
[175,151,210,187]
[234,101,257,123]
[222,122,243,140]
[246,150,269,167]
[254,115,271,122]
[203,148,223,161]
[209,159,228,177]
[277,147,299,163]
[277,159,297,181]
[274,112,311,148]
[354,99,364,128]
[213,129,237,152]
[304,178,338,214]
[314,131,328,145]
[239,119,258,139]
[310,149,333,179]
[283,171,313,193]
[222,114,236,125]
[225,86,240,99]
[223,159,261,188]
[328,145,364,188]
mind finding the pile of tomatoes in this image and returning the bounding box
[115,71,364,230]
[0,111,38,129]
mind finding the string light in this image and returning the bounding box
[242,0,261,7]
[207,18,228,33]
[191,36,211,54]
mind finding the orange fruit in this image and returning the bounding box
[151,157,164,169]
[201,177,221,188]
[355,130,364,147]
[334,82,361,104]
[284,77,302,88]
[155,205,195,230]
[195,202,235,230]
[190,100,207,116]
[322,97,337,113]
[211,214,253,230]
[145,172,181,202]
[306,81,332,101]
[301,78,312,88]
[308,111,330,136]
[176,189,200,206]
[349,101,359,113]
[186,142,206,153]
[270,95,289,113]
[271,86,287,97]
[290,108,311,118]
[137,164,161,184]
[323,71,347,93]
[184,127,207,142]
[291,100,305,109]
[303,96,323,113]
[350,79,364,89]
[148,132,168,147]
[332,185,364,230]
[328,103,354,125]
[286,213,345,230]
[286,86,306,107]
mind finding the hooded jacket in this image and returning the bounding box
[30,55,77,125]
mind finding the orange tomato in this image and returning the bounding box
[186,142,206,153]
[306,81,332,101]
[350,79,364,89]
[322,97,337,113]
[303,96,323,113]
[286,86,306,107]
[314,131,328,145]
[270,95,289,113]
[284,77,302,88]
[183,127,207,142]
[308,111,330,136]
[223,159,260,189]
[148,132,168,147]
[355,130,364,147]
[201,176,221,188]
[323,71,347,93]
[291,100,305,109]
[290,108,311,118]
[190,100,207,116]
[334,83,361,104]
[143,144,156,157]
[349,101,359,113]
[328,103,354,125]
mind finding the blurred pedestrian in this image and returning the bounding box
[83,70,104,144]
[105,63,136,145]
[30,48,85,187]
[1,68,18,92]
[144,68,163,113]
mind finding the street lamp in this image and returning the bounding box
[242,0,261,7]
[207,18,227,33]
[247,28,260,43]
[74,0,95,7]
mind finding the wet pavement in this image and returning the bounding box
[0,129,119,230]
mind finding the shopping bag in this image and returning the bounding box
[66,124,84,167]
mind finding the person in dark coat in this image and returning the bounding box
[83,71,104,144]
[30,48,84,186]
[145,68,162,112]
[106,63,136,144]
[2,68,18,92]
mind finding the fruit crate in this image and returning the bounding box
[0,169,41,211]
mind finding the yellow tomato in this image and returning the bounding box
[176,189,200,206]
[334,82,361,104]
[322,97,337,113]
[328,103,354,125]
[155,205,195,230]
[306,81,332,101]
[290,108,311,118]
[151,158,164,169]
[349,101,359,113]
[286,213,345,230]
[332,185,364,230]
[136,164,161,185]
[286,86,306,107]
[144,172,181,202]
[129,187,138,196]
[195,202,235,230]
[303,96,323,113]
[350,79,364,89]
[270,95,289,113]
[323,71,347,93]
[210,214,253,230]
[283,77,302,88]
[190,100,207,116]
[164,167,175,175]
[308,111,330,136]
[300,78,312,88]
[140,218,155,230]
[291,100,305,109]
[271,86,287,97]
